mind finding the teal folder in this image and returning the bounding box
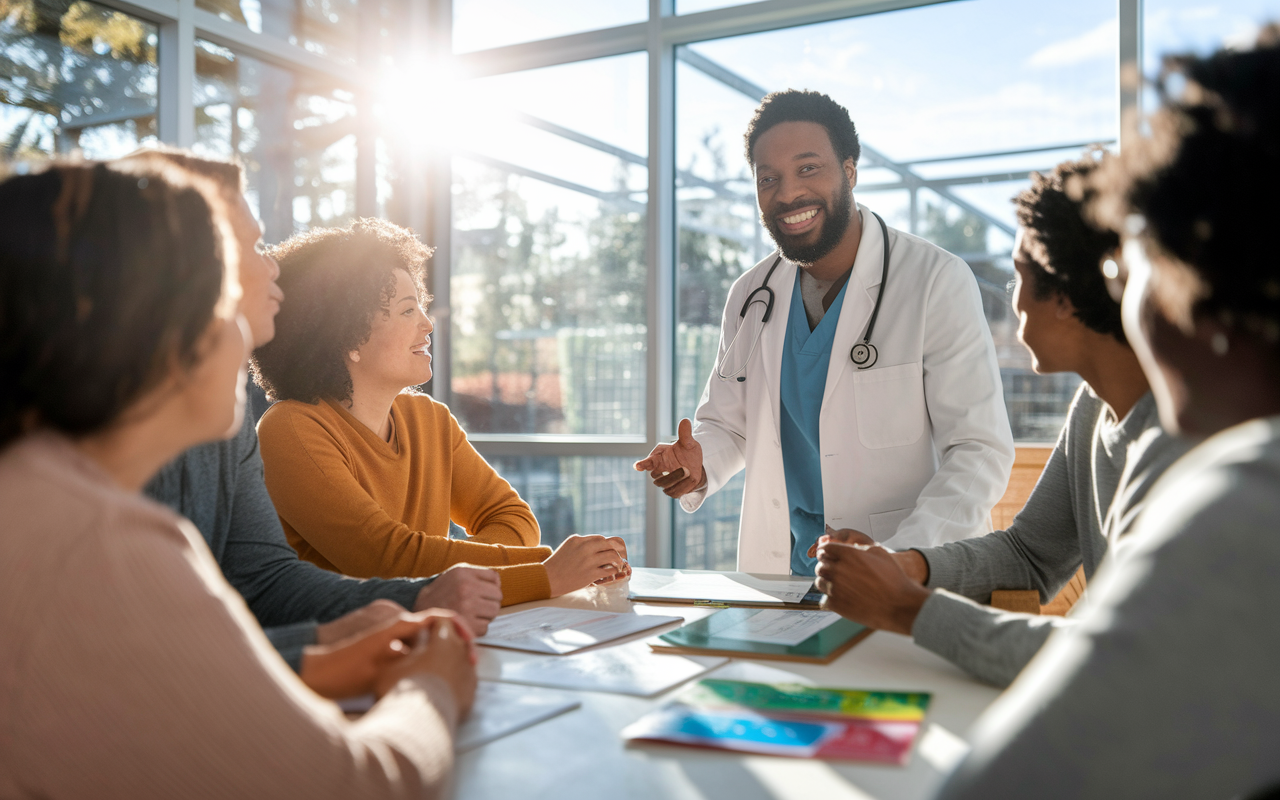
[652,608,871,664]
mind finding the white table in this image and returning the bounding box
[455,577,1001,800]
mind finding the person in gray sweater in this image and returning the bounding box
[812,154,1188,687]
[135,150,501,675]
[939,28,1280,796]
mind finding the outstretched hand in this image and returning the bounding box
[634,418,705,498]
[814,540,932,636]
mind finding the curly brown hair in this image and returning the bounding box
[1013,152,1124,342]
[251,218,433,404]
[1091,23,1280,339]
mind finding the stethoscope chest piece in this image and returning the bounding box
[850,342,878,369]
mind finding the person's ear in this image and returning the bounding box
[1055,292,1077,320]
[844,158,858,189]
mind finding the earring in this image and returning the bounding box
[349,351,361,363]
[1210,332,1229,356]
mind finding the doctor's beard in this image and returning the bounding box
[761,173,854,266]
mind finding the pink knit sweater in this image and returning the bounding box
[0,432,457,799]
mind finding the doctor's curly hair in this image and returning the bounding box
[1013,153,1124,343]
[744,89,861,167]
[251,218,432,404]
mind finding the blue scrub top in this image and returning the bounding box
[780,269,849,576]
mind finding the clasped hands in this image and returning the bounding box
[812,525,933,636]
[300,600,478,713]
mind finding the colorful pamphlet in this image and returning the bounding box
[621,678,931,764]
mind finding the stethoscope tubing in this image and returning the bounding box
[716,210,891,382]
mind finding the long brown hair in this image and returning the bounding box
[0,160,237,448]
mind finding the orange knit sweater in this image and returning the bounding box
[258,394,551,605]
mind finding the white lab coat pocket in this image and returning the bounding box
[869,507,913,541]
[852,361,925,449]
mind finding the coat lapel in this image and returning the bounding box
[760,256,796,441]
[824,205,887,412]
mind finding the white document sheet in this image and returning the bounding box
[630,570,814,605]
[456,682,580,752]
[477,606,683,654]
[713,609,841,647]
[495,640,728,697]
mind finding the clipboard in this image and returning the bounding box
[650,608,872,664]
[628,568,822,608]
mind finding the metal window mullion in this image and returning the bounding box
[192,10,359,85]
[425,0,453,402]
[157,0,195,146]
[452,0,956,80]
[661,0,953,46]
[93,0,178,25]
[645,0,676,569]
[1118,0,1143,151]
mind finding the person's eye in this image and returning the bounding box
[758,176,775,186]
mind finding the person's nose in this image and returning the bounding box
[422,314,434,334]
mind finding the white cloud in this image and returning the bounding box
[1027,18,1118,69]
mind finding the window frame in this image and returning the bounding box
[86,0,1142,567]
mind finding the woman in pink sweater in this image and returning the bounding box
[0,158,473,798]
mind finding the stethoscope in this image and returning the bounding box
[717,210,891,382]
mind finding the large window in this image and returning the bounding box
[7,0,1264,568]
[194,39,357,243]
[1,0,157,159]
[448,53,649,437]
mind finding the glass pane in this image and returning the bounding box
[194,40,357,244]
[489,456,646,565]
[677,0,753,14]
[194,0,400,66]
[673,472,743,570]
[452,0,647,54]
[674,0,1117,566]
[1,0,157,160]
[450,53,648,436]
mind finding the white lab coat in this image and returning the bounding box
[681,203,1015,574]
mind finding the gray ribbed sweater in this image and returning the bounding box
[144,414,429,669]
[910,386,1188,686]
[938,416,1280,798]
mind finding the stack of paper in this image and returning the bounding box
[629,568,817,606]
[622,678,932,765]
[477,606,684,654]
[337,681,580,752]
[456,682,580,752]
[495,640,728,696]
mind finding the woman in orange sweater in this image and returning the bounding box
[253,218,629,606]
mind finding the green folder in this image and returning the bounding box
[652,608,871,664]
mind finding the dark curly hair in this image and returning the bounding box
[1013,153,1124,342]
[252,218,433,404]
[1091,23,1280,340]
[0,161,233,449]
[744,89,861,166]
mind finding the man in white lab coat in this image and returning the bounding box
[637,89,1014,576]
